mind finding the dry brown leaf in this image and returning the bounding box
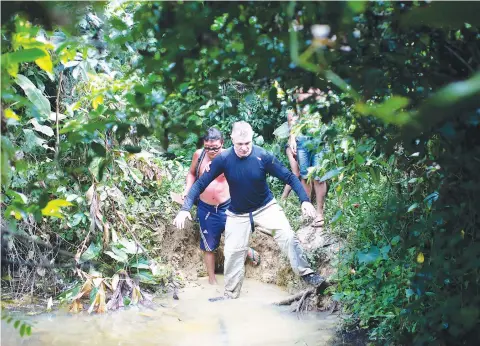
[103,223,110,248]
[86,184,95,205]
[131,285,142,305]
[69,299,83,313]
[88,291,100,314]
[92,277,104,288]
[111,274,120,291]
[71,278,93,301]
[111,228,119,242]
[96,284,107,313]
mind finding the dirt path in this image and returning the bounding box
[2,276,338,346]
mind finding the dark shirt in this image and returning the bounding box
[181,145,310,214]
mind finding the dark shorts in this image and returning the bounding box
[197,199,230,252]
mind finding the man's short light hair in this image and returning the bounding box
[231,121,253,140]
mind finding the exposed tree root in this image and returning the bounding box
[273,281,332,314]
[295,288,311,313]
[273,287,315,306]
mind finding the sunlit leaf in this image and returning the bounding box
[92,95,104,110]
[35,49,53,73]
[417,252,425,264]
[4,109,20,121]
[2,48,46,64]
[41,199,73,218]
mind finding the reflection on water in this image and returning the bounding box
[2,276,337,345]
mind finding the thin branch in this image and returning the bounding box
[445,44,475,73]
[55,71,64,162]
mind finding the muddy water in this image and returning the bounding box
[2,276,338,346]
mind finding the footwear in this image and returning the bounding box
[246,247,261,266]
[302,273,325,286]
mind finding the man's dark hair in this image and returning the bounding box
[203,127,224,142]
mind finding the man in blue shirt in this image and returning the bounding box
[174,121,324,300]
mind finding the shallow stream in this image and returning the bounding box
[2,276,338,345]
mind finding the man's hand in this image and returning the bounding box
[301,202,317,219]
[173,211,192,229]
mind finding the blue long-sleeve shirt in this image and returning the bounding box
[181,145,310,214]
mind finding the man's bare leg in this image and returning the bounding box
[204,251,217,284]
[313,180,327,227]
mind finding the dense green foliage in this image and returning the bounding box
[2,1,479,344]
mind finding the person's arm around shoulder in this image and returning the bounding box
[263,150,317,219]
[182,149,202,199]
[173,153,226,229]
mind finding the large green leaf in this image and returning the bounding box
[118,238,143,254]
[356,246,381,265]
[319,167,343,183]
[104,248,129,263]
[3,48,47,64]
[15,74,51,119]
[134,270,157,284]
[29,118,54,137]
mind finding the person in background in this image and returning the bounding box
[289,88,328,228]
[281,108,301,200]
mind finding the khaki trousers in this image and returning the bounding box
[223,199,314,299]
